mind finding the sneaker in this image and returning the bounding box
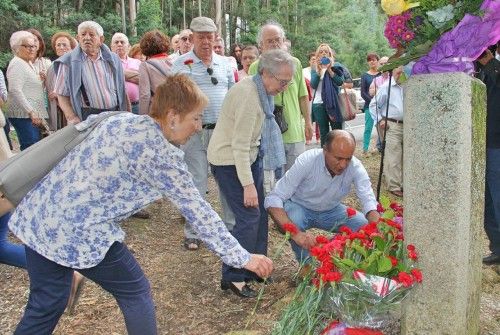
[132,209,150,219]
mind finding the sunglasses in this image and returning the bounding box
[207,67,218,85]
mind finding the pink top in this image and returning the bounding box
[121,56,141,103]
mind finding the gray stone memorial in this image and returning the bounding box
[401,72,486,335]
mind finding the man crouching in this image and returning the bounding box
[264,129,381,264]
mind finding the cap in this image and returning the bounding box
[190,17,217,33]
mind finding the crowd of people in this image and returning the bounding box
[0,15,498,334]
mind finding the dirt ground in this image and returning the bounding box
[0,143,499,334]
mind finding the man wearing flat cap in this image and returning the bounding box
[171,17,235,251]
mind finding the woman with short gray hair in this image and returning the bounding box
[208,49,292,298]
[5,30,48,150]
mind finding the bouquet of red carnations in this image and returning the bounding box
[312,198,421,332]
[273,198,422,334]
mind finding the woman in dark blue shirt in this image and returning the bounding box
[360,53,381,154]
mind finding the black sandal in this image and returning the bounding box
[183,238,200,251]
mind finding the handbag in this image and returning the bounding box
[273,93,288,133]
[0,111,122,206]
[338,88,357,121]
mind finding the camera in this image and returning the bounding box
[320,57,331,65]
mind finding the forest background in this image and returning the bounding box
[0,0,391,77]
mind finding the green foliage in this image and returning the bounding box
[136,0,163,37]
[419,0,450,11]
[0,0,392,78]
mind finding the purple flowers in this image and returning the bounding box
[384,11,416,48]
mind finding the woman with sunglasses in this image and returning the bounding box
[310,43,347,146]
[4,31,49,150]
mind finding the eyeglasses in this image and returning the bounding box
[272,73,291,87]
[21,45,37,50]
[207,67,218,85]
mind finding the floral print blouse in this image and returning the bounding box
[9,113,250,269]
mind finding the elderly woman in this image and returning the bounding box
[310,43,351,146]
[8,74,273,333]
[5,31,48,150]
[138,30,172,115]
[46,31,77,130]
[27,29,52,84]
[207,49,292,298]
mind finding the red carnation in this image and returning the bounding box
[316,235,329,245]
[396,271,414,287]
[389,255,398,266]
[407,244,416,251]
[377,203,385,212]
[339,226,353,235]
[324,271,342,283]
[411,269,423,283]
[282,223,299,235]
[408,249,418,260]
[346,207,357,218]
[183,59,194,65]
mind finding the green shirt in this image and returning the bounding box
[249,56,307,144]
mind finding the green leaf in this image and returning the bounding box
[378,256,393,273]
[352,244,368,258]
[373,236,386,251]
[379,195,391,210]
[338,258,356,268]
[382,209,395,219]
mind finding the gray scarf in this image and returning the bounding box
[252,74,286,170]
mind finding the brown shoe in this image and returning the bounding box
[66,272,86,315]
[390,190,404,197]
[132,209,150,219]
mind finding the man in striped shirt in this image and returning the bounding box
[54,21,129,124]
[171,16,235,250]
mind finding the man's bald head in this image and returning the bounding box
[323,130,356,176]
[323,130,356,152]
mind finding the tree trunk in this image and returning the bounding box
[215,0,222,34]
[75,0,84,12]
[198,0,202,16]
[183,0,187,29]
[120,0,127,33]
[129,0,137,37]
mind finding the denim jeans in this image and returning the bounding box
[212,156,268,282]
[284,200,367,263]
[0,212,26,268]
[485,148,500,256]
[15,242,156,335]
[9,118,41,151]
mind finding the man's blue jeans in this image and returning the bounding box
[284,200,368,263]
[15,242,156,335]
[485,148,500,256]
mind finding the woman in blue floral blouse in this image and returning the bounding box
[8,74,273,335]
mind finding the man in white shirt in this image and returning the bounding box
[265,130,380,263]
[369,66,404,197]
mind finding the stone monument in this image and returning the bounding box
[401,72,486,335]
